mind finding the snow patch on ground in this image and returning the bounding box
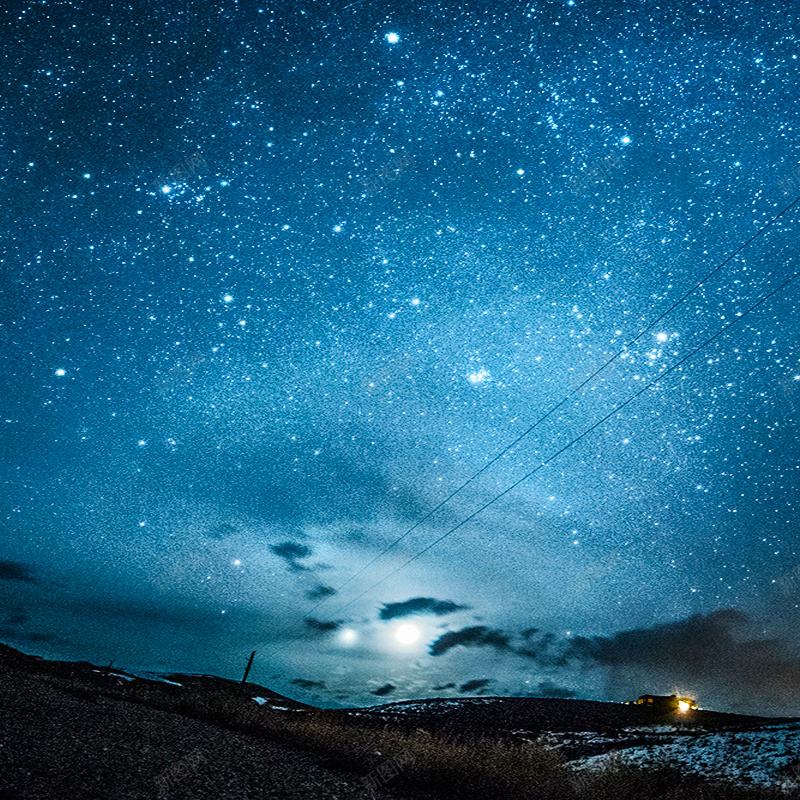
[129,672,183,686]
[252,698,293,711]
[564,722,800,789]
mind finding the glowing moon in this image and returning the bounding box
[395,623,420,644]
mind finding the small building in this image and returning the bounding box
[636,693,697,712]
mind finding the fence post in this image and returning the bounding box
[241,650,256,685]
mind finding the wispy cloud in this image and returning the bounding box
[0,561,38,584]
[270,541,312,572]
[430,626,511,656]
[303,618,340,633]
[460,678,491,693]
[379,597,469,620]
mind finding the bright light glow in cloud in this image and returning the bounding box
[395,623,421,645]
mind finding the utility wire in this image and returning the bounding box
[323,265,799,619]
[294,194,800,625]
[267,263,798,664]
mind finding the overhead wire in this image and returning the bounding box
[315,265,800,619]
[289,194,800,626]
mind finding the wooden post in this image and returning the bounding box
[241,650,256,686]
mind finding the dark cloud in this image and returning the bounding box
[0,561,38,584]
[372,683,395,696]
[430,626,511,656]
[527,680,576,699]
[0,628,70,645]
[292,678,326,689]
[303,618,339,633]
[432,682,456,691]
[562,610,800,715]
[270,541,312,572]
[205,522,239,540]
[564,609,749,667]
[379,597,469,621]
[306,584,336,601]
[3,612,29,625]
[516,632,570,667]
[460,678,490,694]
[419,612,800,713]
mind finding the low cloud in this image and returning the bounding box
[0,561,38,584]
[432,682,456,691]
[0,628,70,646]
[292,678,326,689]
[306,584,336,601]
[563,609,800,715]
[303,618,339,633]
[379,597,469,621]
[407,611,800,715]
[516,632,570,667]
[460,678,490,694]
[372,683,395,696]
[430,626,511,656]
[270,541,312,572]
[205,522,239,540]
[528,680,576,699]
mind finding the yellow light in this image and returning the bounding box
[677,700,690,712]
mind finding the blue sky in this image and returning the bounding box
[1,0,799,714]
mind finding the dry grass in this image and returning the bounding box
[155,688,800,800]
[11,666,800,800]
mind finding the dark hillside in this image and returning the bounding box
[351,696,789,737]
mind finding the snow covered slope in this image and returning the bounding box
[562,722,800,790]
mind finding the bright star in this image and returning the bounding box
[468,369,490,385]
[386,32,399,43]
[340,628,358,645]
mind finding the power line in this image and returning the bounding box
[292,194,800,624]
[323,265,799,619]
[266,251,798,665]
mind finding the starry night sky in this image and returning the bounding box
[2,0,800,714]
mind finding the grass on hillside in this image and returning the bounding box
[8,666,800,800]
[142,683,800,800]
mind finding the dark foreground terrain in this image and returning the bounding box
[0,644,429,800]
[1,643,798,800]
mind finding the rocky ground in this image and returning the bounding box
[0,669,428,800]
